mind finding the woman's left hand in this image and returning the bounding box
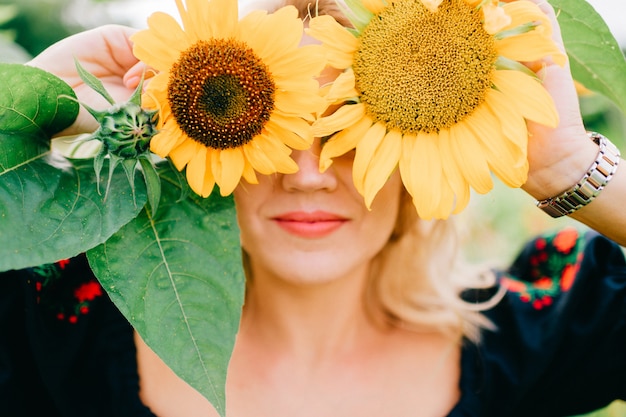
[27,24,145,136]
[519,0,626,246]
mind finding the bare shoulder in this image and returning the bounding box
[134,332,217,417]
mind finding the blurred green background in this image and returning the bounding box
[1,0,625,415]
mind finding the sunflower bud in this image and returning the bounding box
[98,102,158,159]
[72,59,162,214]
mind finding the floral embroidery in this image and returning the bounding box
[500,227,585,310]
[30,257,104,323]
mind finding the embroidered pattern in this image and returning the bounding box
[500,227,584,310]
[30,257,103,323]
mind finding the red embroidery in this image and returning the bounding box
[31,257,104,324]
[74,281,103,302]
[501,228,584,310]
[553,227,578,254]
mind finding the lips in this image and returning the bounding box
[271,211,348,238]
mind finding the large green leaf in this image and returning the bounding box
[550,0,626,115]
[0,157,147,271]
[0,63,78,171]
[88,163,245,417]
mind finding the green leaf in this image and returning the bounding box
[74,57,116,105]
[0,63,78,171]
[88,162,244,417]
[550,0,626,115]
[0,157,147,271]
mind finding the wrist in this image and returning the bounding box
[522,130,597,200]
[533,132,621,218]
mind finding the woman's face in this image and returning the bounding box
[234,136,403,285]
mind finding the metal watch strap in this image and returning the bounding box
[536,132,621,218]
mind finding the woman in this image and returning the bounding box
[9,0,626,416]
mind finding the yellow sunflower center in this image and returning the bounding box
[168,39,275,149]
[354,0,497,133]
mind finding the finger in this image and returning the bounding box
[123,61,154,90]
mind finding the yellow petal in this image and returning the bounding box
[483,89,528,153]
[398,133,417,199]
[438,129,470,215]
[241,160,259,185]
[150,124,187,157]
[496,31,566,67]
[409,132,443,219]
[247,135,299,175]
[449,123,493,194]
[325,68,358,103]
[275,90,326,117]
[186,146,214,197]
[421,0,443,13]
[320,115,372,172]
[243,141,276,175]
[363,130,402,209]
[168,137,200,170]
[465,105,528,187]
[307,15,358,69]
[362,0,387,14]
[265,117,313,151]
[266,45,326,83]
[492,70,558,127]
[241,6,301,65]
[353,122,386,195]
[312,103,365,137]
[131,13,186,70]
[482,2,511,34]
[213,147,245,196]
[501,1,551,36]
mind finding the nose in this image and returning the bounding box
[281,139,338,193]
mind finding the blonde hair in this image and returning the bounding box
[242,0,499,343]
[367,188,500,343]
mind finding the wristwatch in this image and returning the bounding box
[536,132,621,218]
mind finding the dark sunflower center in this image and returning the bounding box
[168,39,275,149]
[354,0,497,133]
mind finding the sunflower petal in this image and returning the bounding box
[398,133,417,199]
[465,105,528,187]
[312,103,365,137]
[131,13,187,69]
[483,89,528,153]
[496,31,566,66]
[409,132,443,219]
[168,136,199,170]
[241,160,259,185]
[213,147,245,196]
[352,122,386,195]
[492,70,559,127]
[438,129,470,215]
[501,1,551,36]
[243,141,276,175]
[150,124,187,157]
[325,68,358,102]
[265,117,313,151]
[241,6,301,65]
[307,15,358,69]
[320,115,372,172]
[249,135,299,175]
[363,129,402,209]
[186,146,214,197]
[449,123,493,194]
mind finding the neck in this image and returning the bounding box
[239,262,381,365]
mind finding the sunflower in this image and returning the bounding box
[309,0,566,219]
[131,0,327,197]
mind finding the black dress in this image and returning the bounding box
[1,227,625,417]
